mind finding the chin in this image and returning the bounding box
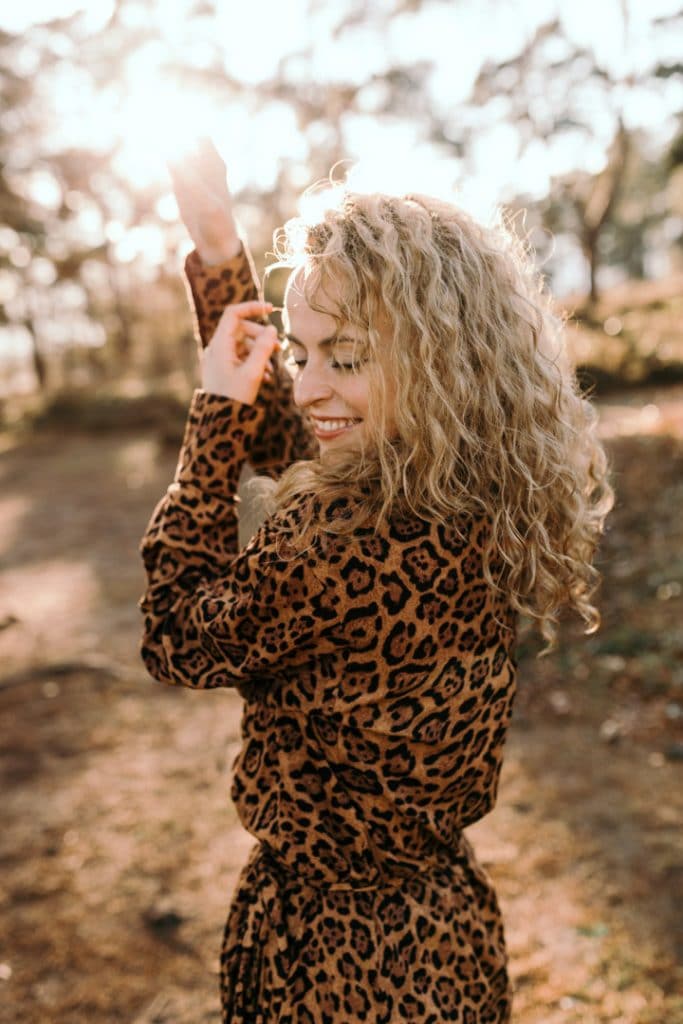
[318,439,362,463]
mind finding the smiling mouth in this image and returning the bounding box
[311,417,362,435]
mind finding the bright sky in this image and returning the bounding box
[1,0,682,304]
[4,0,682,209]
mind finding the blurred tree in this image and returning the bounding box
[458,6,683,306]
[467,23,625,307]
[604,129,675,282]
[1,0,682,397]
[0,29,51,389]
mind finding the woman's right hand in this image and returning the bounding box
[168,138,242,264]
[201,300,280,404]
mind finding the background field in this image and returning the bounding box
[1,379,681,1023]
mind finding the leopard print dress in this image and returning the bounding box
[139,245,518,1023]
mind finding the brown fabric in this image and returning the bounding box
[138,245,518,1022]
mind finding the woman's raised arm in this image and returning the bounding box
[168,140,317,475]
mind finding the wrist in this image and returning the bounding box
[197,234,242,265]
[200,365,256,405]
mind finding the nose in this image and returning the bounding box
[293,362,334,409]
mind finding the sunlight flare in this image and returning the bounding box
[114,76,218,190]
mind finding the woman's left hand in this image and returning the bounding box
[168,138,241,264]
[201,299,280,404]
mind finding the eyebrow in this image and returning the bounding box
[284,333,357,349]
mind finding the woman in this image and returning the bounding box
[138,141,613,1023]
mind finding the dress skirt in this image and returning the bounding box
[219,841,512,1024]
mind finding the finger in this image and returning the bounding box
[239,335,281,377]
[244,325,279,376]
[219,301,273,330]
[168,157,210,194]
[168,147,230,211]
[168,136,207,174]
[170,168,222,214]
[167,160,219,215]
[231,300,273,315]
[239,318,280,339]
[237,327,280,364]
[167,158,198,193]
[212,310,277,364]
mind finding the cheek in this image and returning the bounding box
[336,375,370,417]
[350,381,371,418]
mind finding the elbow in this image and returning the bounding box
[139,629,233,691]
[138,600,243,691]
[138,601,177,687]
[139,636,176,687]
[138,599,164,681]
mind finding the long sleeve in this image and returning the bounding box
[183,246,318,478]
[138,389,330,693]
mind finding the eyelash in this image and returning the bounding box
[289,357,358,372]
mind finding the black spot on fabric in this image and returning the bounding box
[402,540,449,592]
[332,762,383,796]
[340,555,377,597]
[388,516,431,542]
[380,572,412,615]
[381,620,417,665]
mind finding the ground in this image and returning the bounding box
[0,383,682,1024]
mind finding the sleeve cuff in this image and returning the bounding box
[184,245,244,277]
[184,244,256,291]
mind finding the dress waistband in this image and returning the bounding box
[258,834,467,894]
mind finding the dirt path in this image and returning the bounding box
[1,385,682,1023]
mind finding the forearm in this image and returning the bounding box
[247,362,318,476]
[184,247,318,474]
[184,245,260,353]
[138,389,266,687]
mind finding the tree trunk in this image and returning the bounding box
[582,229,601,307]
[107,250,133,372]
[577,120,630,312]
[27,320,48,391]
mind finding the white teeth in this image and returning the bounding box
[314,419,359,432]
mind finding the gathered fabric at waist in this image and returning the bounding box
[220,837,509,1023]
[260,829,469,892]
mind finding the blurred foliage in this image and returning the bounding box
[0,0,682,401]
[27,389,189,437]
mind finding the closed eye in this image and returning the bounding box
[288,360,362,376]
[279,334,366,373]
[288,356,360,372]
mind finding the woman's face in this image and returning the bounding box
[283,270,397,454]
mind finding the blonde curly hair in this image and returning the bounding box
[247,188,614,655]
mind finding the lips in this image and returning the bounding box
[311,417,362,436]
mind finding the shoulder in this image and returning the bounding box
[282,493,493,588]
[247,489,496,591]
